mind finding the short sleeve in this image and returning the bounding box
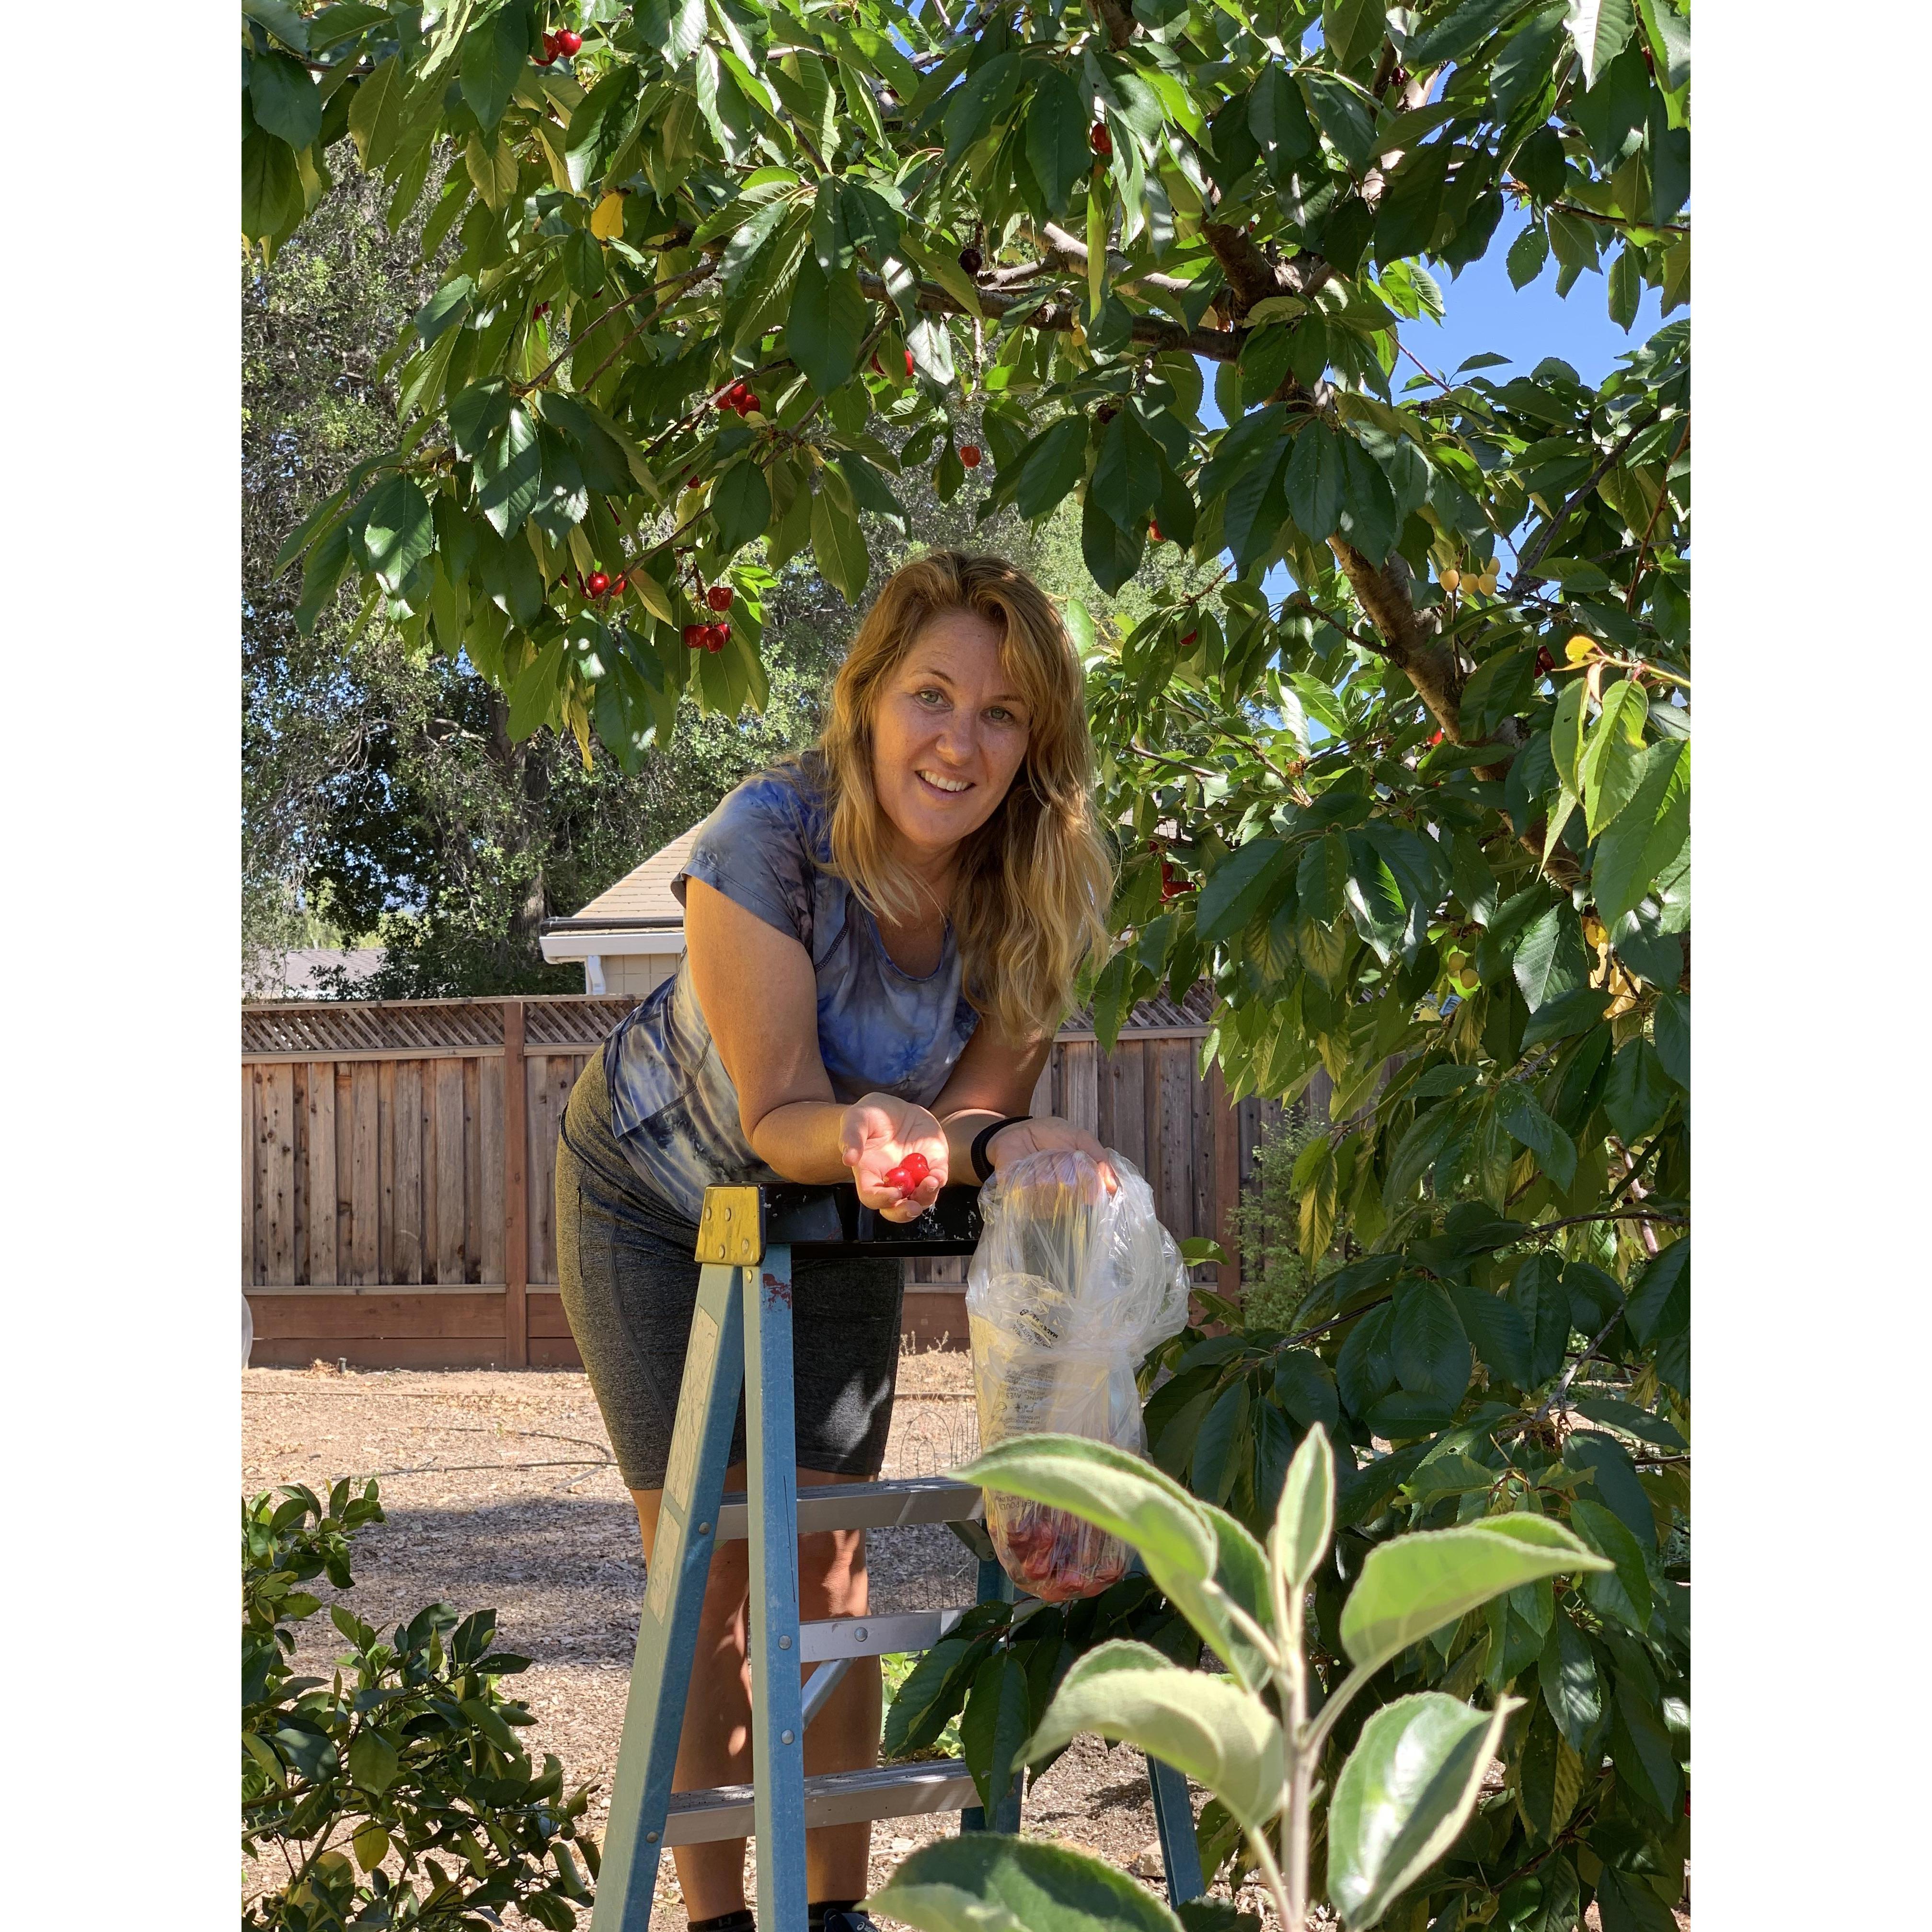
[675,770,818,949]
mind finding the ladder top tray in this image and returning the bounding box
[695,1182,983,1262]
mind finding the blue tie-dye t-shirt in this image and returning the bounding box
[603,758,981,1221]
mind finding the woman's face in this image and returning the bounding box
[870,607,1033,869]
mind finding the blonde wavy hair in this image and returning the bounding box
[810,550,1115,1045]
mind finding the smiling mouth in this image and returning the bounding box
[916,769,972,795]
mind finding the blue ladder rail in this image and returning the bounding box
[587,1182,1205,1931]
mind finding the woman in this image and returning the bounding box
[555,551,1116,1932]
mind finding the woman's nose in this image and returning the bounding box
[932,717,978,765]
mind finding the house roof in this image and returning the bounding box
[242,947,386,1000]
[568,823,701,928]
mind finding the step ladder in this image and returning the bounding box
[588,1181,1205,1931]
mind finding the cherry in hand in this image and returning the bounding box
[882,1150,930,1195]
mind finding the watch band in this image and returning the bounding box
[968,1115,1030,1182]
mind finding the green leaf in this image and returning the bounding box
[1323,0,1390,71]
[1507,218,1551,288]
[787,251,869,395]
[1509,1253,1571,1385]
[346,1728,400,1795]
[1635,0,1691,93]
[961,1648,1032,1814]
[1082,490,1145,595]
[1092,409,1166,532]
[1495,1084,1577,1189]
[1404,0,1536,67]
[460,6,529,132]
[1607,243,1642,330]
[1500,1853,1582,1932]
[1513,903,1588,1012]
[870,1833,1187,1932]
[1192,1379,1252,1505]
[712,461,772,555]
[1392,1282,1471,1408]
[1549,677,1588,790]
[1579,678,1649,837]
[356,475,433,593]
[1024,1642,1284,1833]
[249,51,322,152]
[477,404,542,539]
[1538,1610,1604,1752]
[241,126,304,244]
[1602,1038,1672,1143]
[1270,1422,1335,1596]
[1027,67,1093,215]
[884,1635,981,1757]
[1624,1237,1688,1345]
[1568,1497,1652,1629]
[1447,1282,1534,1389]
[1562,0,1636,89]
[811,478,871,602]
[1006,416,1090,521]
[1274,1350,1341,1433]
[1374,139,1452,264]
[1327,1692,1522,1929]
[1197,839,1291,943]
[1283,418,1344,540]
[1592,740,1689,927]
[1596,1866,1682,1932]
[1339,1515,1610,1676]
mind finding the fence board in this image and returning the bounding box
[393,1061,424,1286]
[306,1061,338,1286]
[1154,1040,1194,1236]
[349,1065,380,1286]
[260,1063,296,1287]
[243,1069,257,1287]
[480,1054,506,1287]
[1106,1040,1147,1174]
[463,1058,483,1284]
[377,1061,398,1283]
[435,1059,467,1283]
[1059,1040,1098,1138]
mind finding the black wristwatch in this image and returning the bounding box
[968,1115,1030,1182]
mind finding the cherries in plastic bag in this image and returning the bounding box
[964,1148,1190,1602]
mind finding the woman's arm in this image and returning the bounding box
[684,878,945,1219]
[930,1015,1116,1187]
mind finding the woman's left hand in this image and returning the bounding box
[839,1092,948,1222]
[983,1115,1118,1192]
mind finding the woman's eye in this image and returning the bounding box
[914,687,947,707]
[985,707,1016,725]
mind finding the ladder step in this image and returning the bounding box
[662,1759,978,1845]
[800,1606,973,1663]
[714,1476,982,1540]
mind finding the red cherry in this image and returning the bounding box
[586,571,610,596]
[1090,121,1112,158]
[683,624,704,648]
[1535,646,1556,675]
[959,444,982,468]
[738,393,760,415]
[713,622,731,647]
[611,574,627,594]
[532,301,550,319]
[905,348,916,377]
[870,354,886,376]
[1428,729,1444,745]
[1181,630,1197,646]
[533,48,558,66]
[707,586,734,612]
[554,28,583,55]
[1149,518,1164,543]
[883,1150,931,1193]
[686,474,704,491]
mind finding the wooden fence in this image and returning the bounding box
[243,991,1290,1370]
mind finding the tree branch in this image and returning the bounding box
[1509,406,1664,593]
[1199,221,1333,316]
[1037,221,1199,297]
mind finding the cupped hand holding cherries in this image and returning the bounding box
[839,1095,946,1222]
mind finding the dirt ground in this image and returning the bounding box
[242,1348,1268,1928]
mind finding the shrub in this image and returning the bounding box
[242,1480,598,1931]
[1228,1113,1345,1334]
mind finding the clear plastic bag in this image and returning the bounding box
[965,1148,1192,1601]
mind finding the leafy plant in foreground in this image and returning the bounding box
[874,1427,1608,1932]
[242,1480,598,1931]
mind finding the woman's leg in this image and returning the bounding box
[630,1465,880,1919]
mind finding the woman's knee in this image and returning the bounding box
[797,1526,868,1617]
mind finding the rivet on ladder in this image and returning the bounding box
[781,1730,794,1745]
[853,1626,867,1643]
[778,1634,791,1649]
[645,1830,659,1843]
[697,1521,711,1536]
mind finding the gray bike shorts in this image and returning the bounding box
[555,1055,905,1491]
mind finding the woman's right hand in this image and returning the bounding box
[839,1093,948,1222]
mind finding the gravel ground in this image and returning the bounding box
[242,1354,1684,1931]
[242,1350,1240,1928]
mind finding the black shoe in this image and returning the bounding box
[814,1909,878,1932]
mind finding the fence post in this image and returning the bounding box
[503,999,529,1368]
